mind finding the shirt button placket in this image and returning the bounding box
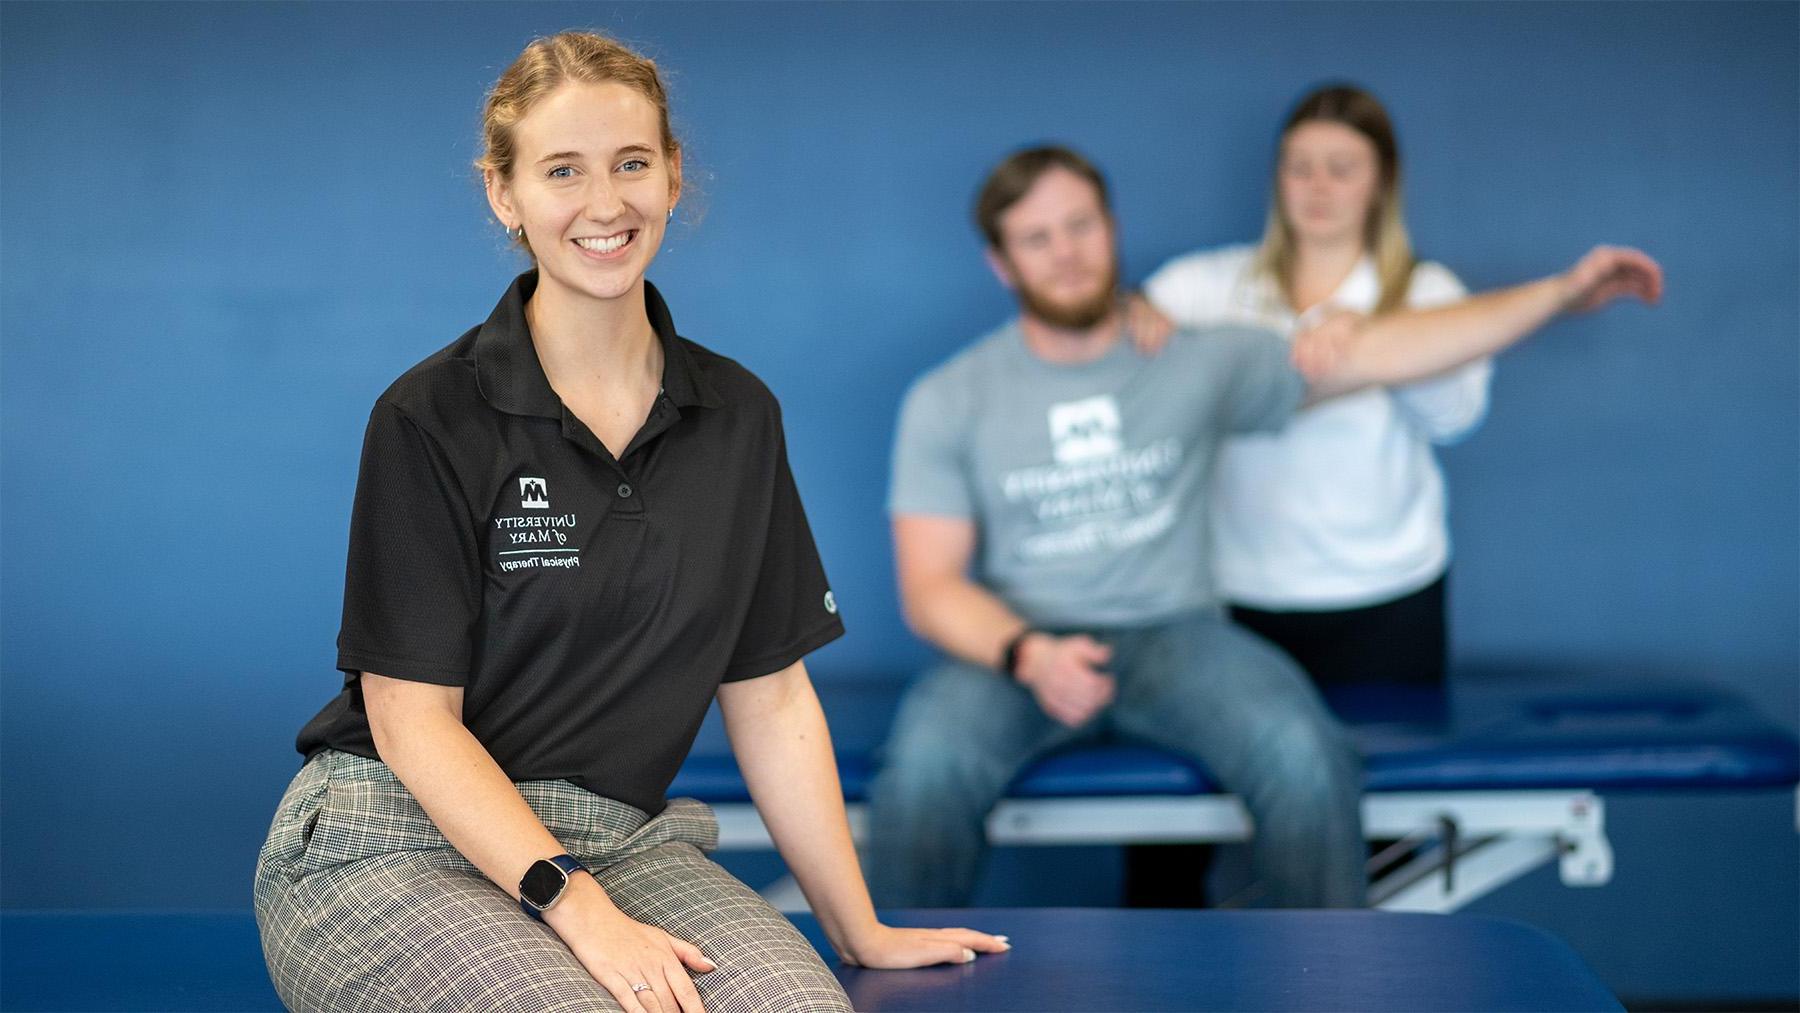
[610,471,644,516]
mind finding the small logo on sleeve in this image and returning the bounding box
[519,477,550,509]
[823,591,838,615]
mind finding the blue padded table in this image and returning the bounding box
[676,674,1800,803]
[1,912,283,1012]
[792,909,1622,1012]
[676,672,1800,912]
[0,909,1618,1012]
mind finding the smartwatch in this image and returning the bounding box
[518,853,588,921]
[1001,627,1037,681]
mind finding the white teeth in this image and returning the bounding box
[575,233,631,253]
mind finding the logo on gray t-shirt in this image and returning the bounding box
[889,321,1303,627]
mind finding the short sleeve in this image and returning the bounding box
[1144,247,1244,328]
[722,406,845,682]
[1144,256,1205,325]
[887,374,974,518]
[335,401,481,685]
[1389,263,1493,444]
[1216,327,1307,434]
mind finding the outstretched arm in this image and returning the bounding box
[717,661,1009,968]
[1296,246,1662,403]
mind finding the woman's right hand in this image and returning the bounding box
[1124,291,1177,355]
[546,875,716,1013]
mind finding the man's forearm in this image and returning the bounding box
[1306,244,1661,402]
[1341,271,1573,388]
[1303,271,1568,403]
[902,576,1029,671]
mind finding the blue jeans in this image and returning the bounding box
[863,610,1366,908]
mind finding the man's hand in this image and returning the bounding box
[1560,245,1663,313]
[1013,633,1115,727]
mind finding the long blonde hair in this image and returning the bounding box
[1253,85,1415,314]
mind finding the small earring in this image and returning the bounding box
[507,224,524,240]
[665,208,675,224]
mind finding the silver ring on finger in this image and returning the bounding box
[631,983,653,994]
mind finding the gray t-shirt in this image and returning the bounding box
[889,321,1304,627]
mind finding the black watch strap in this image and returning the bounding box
[1001,628,1036,681]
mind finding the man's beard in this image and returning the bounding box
[1014,262,1121,331]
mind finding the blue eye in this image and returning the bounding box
[619,158,649,173]
[547,165,576,179]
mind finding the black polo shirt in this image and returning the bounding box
[296,272,844,815]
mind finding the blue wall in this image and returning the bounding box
[3,1,1794,1002]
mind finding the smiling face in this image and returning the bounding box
[990,167,1120,330]
[484,81,680,307]
[1277,120,1381,250]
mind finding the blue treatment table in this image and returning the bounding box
[795,909,1622,1012]
[675,672,1800,912]
[2,673,1789,1009]
[0,909,1619,1012]
[2,912,283,1012]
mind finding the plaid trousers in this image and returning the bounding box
[254,750,851,1012]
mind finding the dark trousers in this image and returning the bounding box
[1123,576,1447,908]
[1229,575,1448,690]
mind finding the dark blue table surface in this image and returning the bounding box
[791,909,1622,1012]
[673,674,1800,802]
[2,912,283,1012]
[2,909,1619,1012]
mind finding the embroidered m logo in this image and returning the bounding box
[519,477,550,509]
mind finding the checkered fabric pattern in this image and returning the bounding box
[254,750,850,1012]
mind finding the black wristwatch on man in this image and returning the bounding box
[518,853,589,921]
[1001,627,1038,681]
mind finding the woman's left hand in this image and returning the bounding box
[1291,309,1365,381]
[839,923,1011,969]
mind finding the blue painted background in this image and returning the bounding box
[2,1,1794,1003]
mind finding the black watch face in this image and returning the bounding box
[520,859,567,907]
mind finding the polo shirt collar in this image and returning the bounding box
[474,271,725,419]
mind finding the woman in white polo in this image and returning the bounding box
[1145,84,1487,693]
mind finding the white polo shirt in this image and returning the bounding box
[1144,244,1490,610]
